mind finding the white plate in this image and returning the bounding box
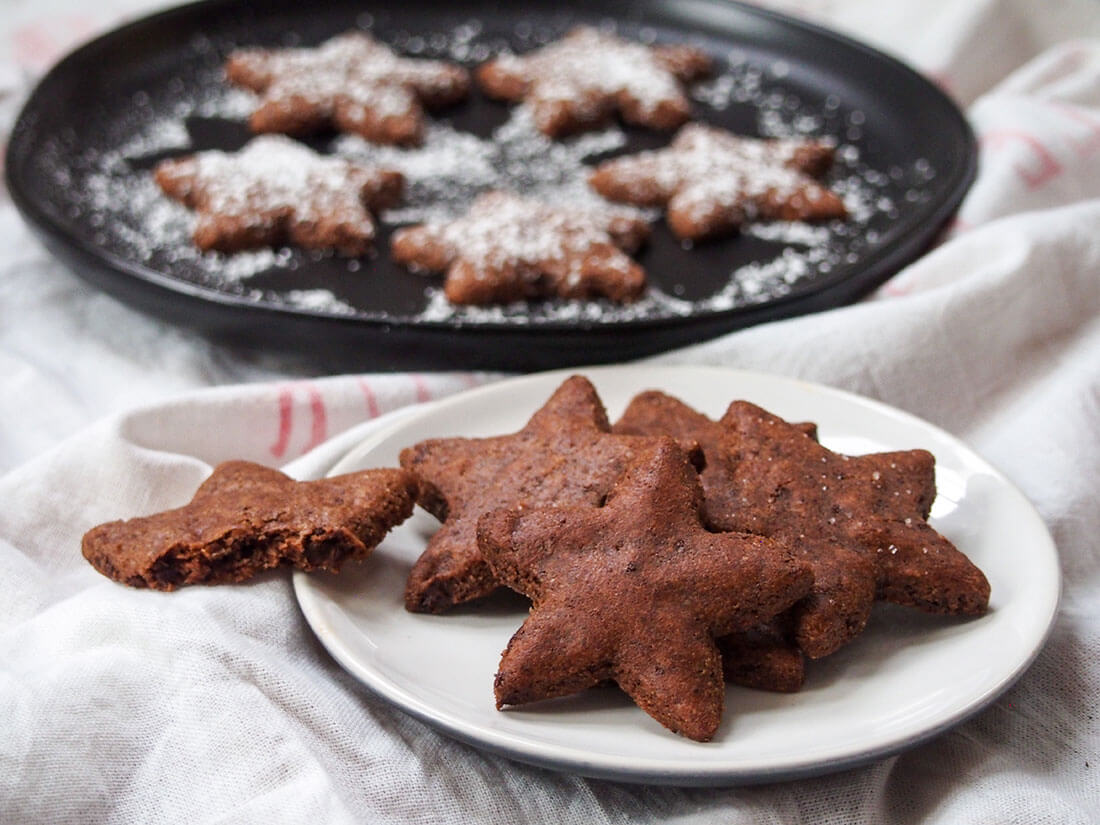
[293,366,1060,785]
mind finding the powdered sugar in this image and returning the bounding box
[41,18,924,326]
[232,32,466,120]
[169,135,382,229]
[493,26,685,117]
[334,106,629,224]
[416,191,640,271]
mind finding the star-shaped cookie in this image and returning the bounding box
[82,461,417,590]
[617,392,991,659]
[477,439,813,741]
[476,26,712,137]
[390,191,650,305]
[154,135,403,254]
[399,375,700,613]
[227,32,470,145]
[614,391,822,682]
[589,123,847,240]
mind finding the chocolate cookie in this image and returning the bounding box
[477,439,812,741]
[718,618,805,694]
[614,391,820,682]
[227,32,470,145]
[589,123,847,240]
[719,401,990,618]
[399,376,699,613]
[476,26,711,137]
[154,136,403,254]
[617,392,991,658]
[82,461,417,590]
[390,191,650,305]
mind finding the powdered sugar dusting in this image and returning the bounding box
[232,32,466,119]
[334,106,629,224]
[424,191,640,271]
[38,19,931,326]
[494,26,685,117]
[170,135,381,230]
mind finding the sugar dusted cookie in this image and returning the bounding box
[154,135,403,254]
[477,26,711,137]
[82,461,417,590]
[478,439,812,741]
[390,191,650,305]
[589,123,847,240]
[227,32,470,145]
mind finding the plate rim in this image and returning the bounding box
[293,365,1062,785]
[4,0,976,368]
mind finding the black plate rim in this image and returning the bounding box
[5,0,977,343]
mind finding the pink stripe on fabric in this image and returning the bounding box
[270,390,294,459]
[305,386,328,452]
[979,130,1063,189]
[358,378,382,418]
[411,374,432,404]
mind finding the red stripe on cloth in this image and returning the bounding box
[305,386,328,452]
[358,378,381,418]
[979,130,1063,189]
[411,374,432,404]
[269,390,294,459]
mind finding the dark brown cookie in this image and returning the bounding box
[390,191,650,305]
[477,439,813,741]
[399,376,700,613]
[476,26,711,137]
[614,391,819,683]
[227,32,470,145]
[617,392,991,659]
[154,135,403,254]
[82,461,417,590]
[589,123,847,240]
[719,401,990,617]
[718,618,805,694]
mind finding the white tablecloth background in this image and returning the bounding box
[2,0,1098,821]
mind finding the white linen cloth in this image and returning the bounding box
[2,0,1099,821]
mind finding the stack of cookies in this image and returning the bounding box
[81,375,990,741]
[398,376,990,740]
[152,27,848,307]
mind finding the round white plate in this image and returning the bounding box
[293,366,1060,785]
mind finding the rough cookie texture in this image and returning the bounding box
[617,392,991,659]
[476,26,711,137]
[589,123,847,240]
[82,461,417,590]
[399,376,699,613]
[154,136,403,254]
[227,32,470,145]
[390,191,650,305]
[718,619,805,694]
[478,439,813,741]
[614,391,815,685]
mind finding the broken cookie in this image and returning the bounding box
[227,32,470,145]
[82,461,417,590]
[476,26,711,137]
[477,438,812,741]
[589,123,847,240]
[154,135,403,254]
[390,191,650,305]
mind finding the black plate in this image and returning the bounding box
[5,0,975,371]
